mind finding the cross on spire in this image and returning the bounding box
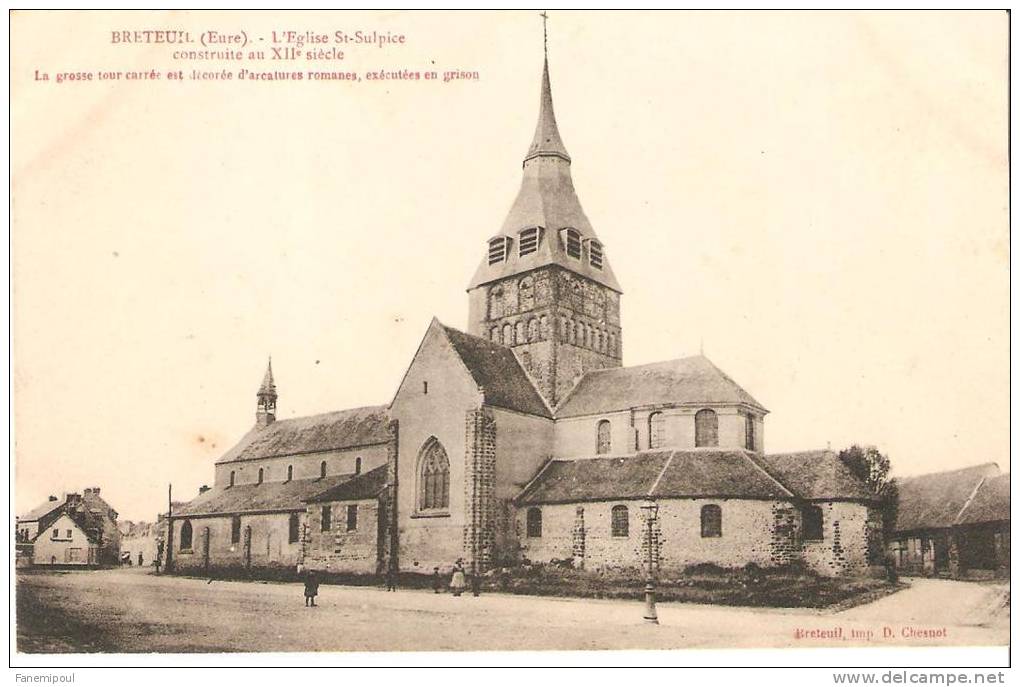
[540,11,548,58]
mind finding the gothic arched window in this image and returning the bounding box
[526,507,542,538]
[288,513,300,543]
[744,413,756,451]
[648,412,665,449]
[611,505,629,537]
[418,438,450,511]
[231,515,241,543]
[695,409,719,448]
[320,460,327,479]
[179,520,193,551]
[701,505,722,538]
[596,420,612,455]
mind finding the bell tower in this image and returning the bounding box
[256,357,277,428]
[466,20,622,407]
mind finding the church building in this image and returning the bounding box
[167,41,880,579]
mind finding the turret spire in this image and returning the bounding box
[256,356,277,428]
[525,13,570,164]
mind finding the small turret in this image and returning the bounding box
[256,357,277,428]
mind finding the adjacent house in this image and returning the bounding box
[16,488,121,567]
[888,463,1009,578]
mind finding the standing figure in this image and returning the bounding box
[450,560,466,597]
[471,567,481,597]
[385,564,397,592]
[304,570,320,607]
[432,567,442,594]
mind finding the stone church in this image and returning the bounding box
[168,47,880,578]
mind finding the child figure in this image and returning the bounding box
[432,567,442,594]
[304,570,319,607]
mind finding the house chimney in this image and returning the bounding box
[48,495,57,502]
[199,485,211,494]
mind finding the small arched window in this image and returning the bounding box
[648,412,665,449]
[231,515,241,543]
[179,520,193,551]
[288,513,300,543]
[229,470,235,488]
[527,318,538,342]
[539,315,548,341]
[490,326,499,342]
[561,316,569,340]
[567,319,575,344]
[418,438,450,511]
[701,505,722,538]
[257,468,264,484]
[526,507,542,538]
[611,505,629,537]
[564,228,582,259]
[589,239,604,269]
[803,506,824,541]
[355,456,362,475]
[576,321,585,346]
[519,227,540,257]
[744,413,756,451]
[502,324,514,346]
[515,321,524,345]
[488,236,510,265]
[593,330,601,352]
[489,287,505,319]
[320,461,327,479]
[286,465,293,482]
[695,409,719,448]
[596,420,612,455]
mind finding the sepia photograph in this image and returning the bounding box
[8,8,1010,674]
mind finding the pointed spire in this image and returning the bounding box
[524,13,570,164]
[259,356,275,395]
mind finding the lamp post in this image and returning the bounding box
[640,500,659,625]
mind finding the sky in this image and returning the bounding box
[11,11,1009,522]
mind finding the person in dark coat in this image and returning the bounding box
[304,571,320,607]
[432,567,442,594]
[471,567,482,597]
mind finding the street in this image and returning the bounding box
[16,568,1009,653]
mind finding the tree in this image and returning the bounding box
[838,444,899,555]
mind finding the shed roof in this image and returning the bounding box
[759,450,876,501]
[894,462,1000,532]
[305,465,388,503]
[172,475,355,517]
[957,473,1010,525]
[516,449,793,505]
[556,355,766,417]
[215,406,390,465]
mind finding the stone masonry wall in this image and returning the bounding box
[463,408,497,571]
[304,499,380,574]
[801,501,872,576]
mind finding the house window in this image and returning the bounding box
[596,420,612,454]
[288,513,300,543]
[700,505,722,538]
[589,239,603,269]
[423,381,428,395]
[180,520,193,550]
[229,470,235,487]
[355,457,362,475]
[802,506,823,541]
[418,438,450,511]
[488,236,510,265]
[320,461,327,479]
[66,529,72,539]
[321,505,332,532]
[526,507,542,537]
[257,468,264,484]
[695,409,719,447]
[565,228,582,259]
[519,227,540,256]
[745,413,756,451]
[611,505,629,537]
[287,465,293,482]
[648,412,665,449]
[346,505,358,532]
[231,516,241,544]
